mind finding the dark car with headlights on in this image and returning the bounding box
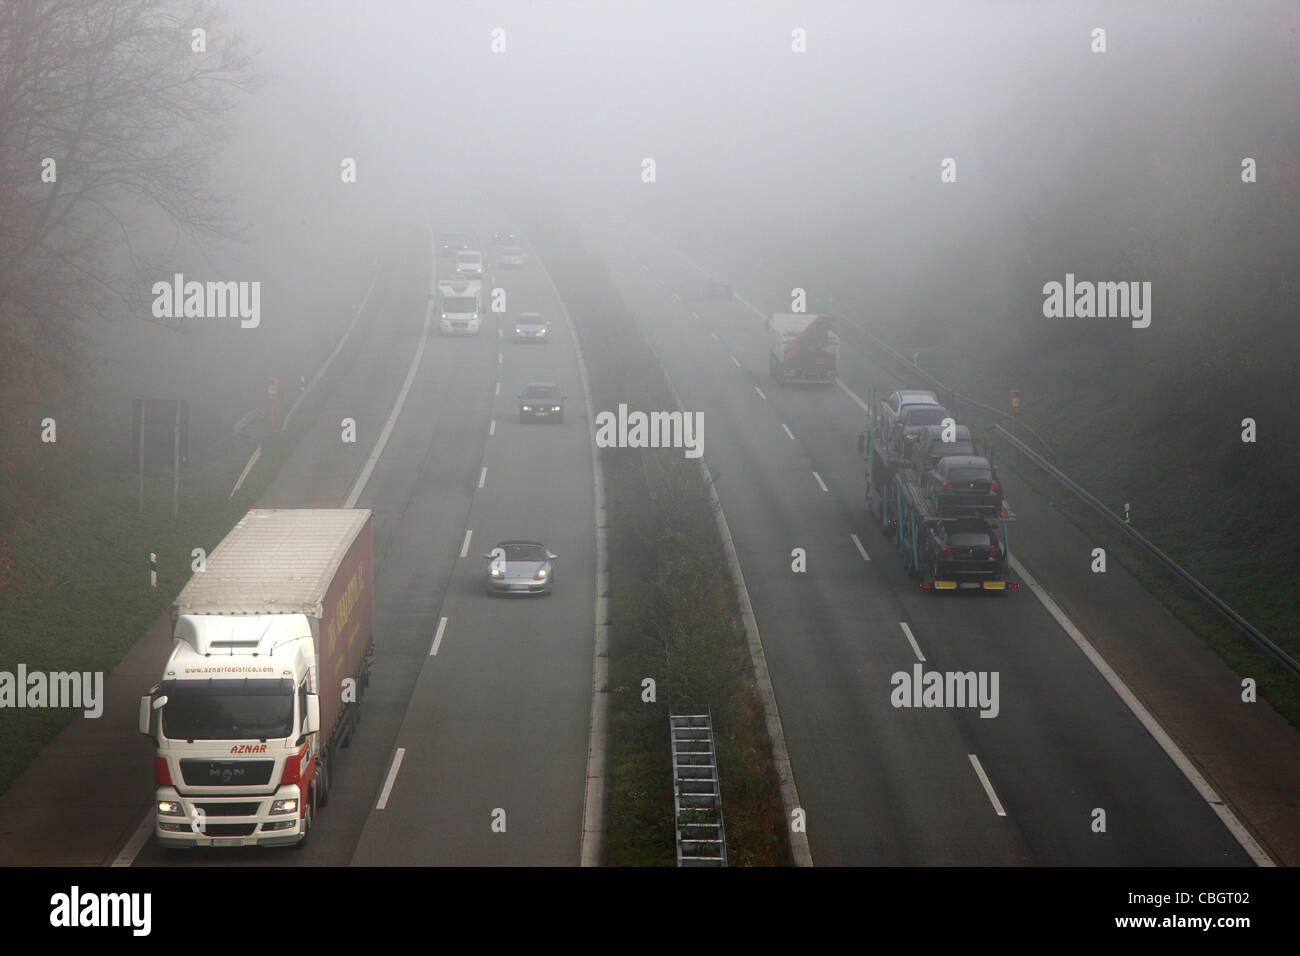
[926,455,1004,518]
[514,312,550,343]
[485,540,556,595]
[924,520,1007,579]
[438,232,468,258]
[518,382,564,423]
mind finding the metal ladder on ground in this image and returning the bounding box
[670,709,727,866]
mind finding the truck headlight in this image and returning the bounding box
[157,800,184,816]
[270,798,299,815]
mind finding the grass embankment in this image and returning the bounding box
[533,229,792,866]
[854,331,1300,729]
[0,300,370,796]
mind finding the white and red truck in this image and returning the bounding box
[767,313,839,383]
[139,509,373,848]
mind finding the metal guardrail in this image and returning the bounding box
[815,301,1057,459]
[990,423,1300,680]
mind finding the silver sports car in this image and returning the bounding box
[484,540,556,595]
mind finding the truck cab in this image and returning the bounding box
[141,615,322,848]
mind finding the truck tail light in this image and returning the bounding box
[942,479,953,491]
[990,479,1001,493]
[941,545,952,557]
[154,756,171,786]
[989,543,1000,559]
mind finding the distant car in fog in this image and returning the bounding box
[514,312,550,343]
[484,539,556,595]
[518,382,564,423]
[438,232,468,258]
[702,278,732,300]
[499,246,526,269]
[455,249,484,276]
[491,231,518,245]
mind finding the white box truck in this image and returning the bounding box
[139,509,374,848]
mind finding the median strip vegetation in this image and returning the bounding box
[529,225,792,866]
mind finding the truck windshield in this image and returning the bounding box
[162,681,294,740]
[441,297,478,313]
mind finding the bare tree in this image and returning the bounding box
[0,0,258,529]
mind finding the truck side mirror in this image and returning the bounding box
[138,696,152,736]
[303,694,320,735]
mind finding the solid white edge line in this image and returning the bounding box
[478,466,487,489]
[812,471,828,492]
[835,377,873,414]
[782,424,795,440]
[459,529,472,558]
[898,621,925,662]
[430,617,448,656]
[968,754,1007,816]
[376,748,406,809]
[344,286,433,508]
[734,292,766,320]
[1011,556,1275,866]
[754,386,767,400]
[850,532,871,564]
[111,810,154,867]
[534,245,609,868]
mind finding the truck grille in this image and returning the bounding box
[195,802,261,817]
[198,824,258,837]
[180,759,274,787]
